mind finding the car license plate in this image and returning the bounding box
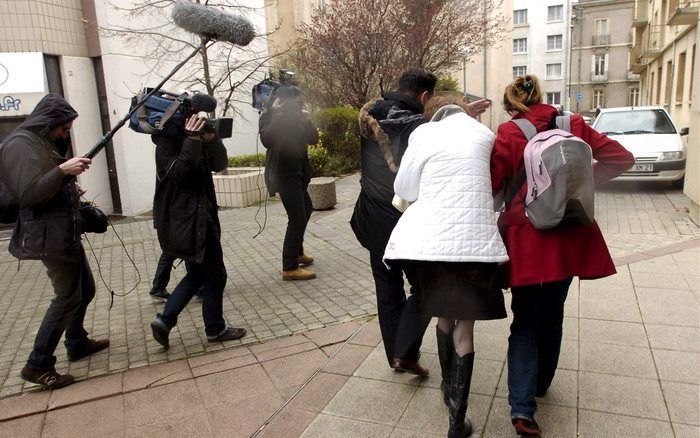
[631,164,654,172]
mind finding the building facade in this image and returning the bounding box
[630,0,699,221]
[0,0,267,216]
[570,0,640,117]
[511,0,571,109]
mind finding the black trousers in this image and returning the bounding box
[277,177,312,271]
[369,250,430,366]
[151,252,175,294]
[159,216,227,337]
[28,247,96,370]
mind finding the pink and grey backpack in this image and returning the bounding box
[506,116,594,230]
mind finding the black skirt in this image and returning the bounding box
[409,261,507,321]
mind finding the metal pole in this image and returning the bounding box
[463,58,467,97]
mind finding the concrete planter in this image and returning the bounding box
[308,177,337,210]
[213,167,267,208]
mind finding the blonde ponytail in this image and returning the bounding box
[503,75,542,114]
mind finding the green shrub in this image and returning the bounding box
[307,144,330,177]
[311,107,360,175]
[228,153,266,167]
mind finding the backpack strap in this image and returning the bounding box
[512,118,538,141]
[555,115,571,133]
[503,118,537,206]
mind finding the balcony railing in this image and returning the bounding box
[591,73,608,82]
[592,34,610,46]
[633,0,648,27]
[668,0,699,26]
[640,26,662,59]
[627,72,641,81]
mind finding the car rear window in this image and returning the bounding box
[596,110,677,135]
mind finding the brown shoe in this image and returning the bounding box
[282,267,316,281]
[67,339,110,362]
[21,365,75,389]
[391,357,430,377]
[298,254,314,266]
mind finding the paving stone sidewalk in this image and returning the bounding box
[0,245,697,438]
[0,175,697,401]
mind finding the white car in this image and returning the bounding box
[592,107,688,185]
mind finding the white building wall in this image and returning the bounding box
[512,0,570,108]
[59,56,114,211]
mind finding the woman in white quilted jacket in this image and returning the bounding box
[384,96,509,438]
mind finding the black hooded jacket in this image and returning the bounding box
[0,94,81,260]
[152,132,228,263]
[350,92,427,254]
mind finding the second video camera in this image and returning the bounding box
[129,88,233,139]
[252,69,301,111]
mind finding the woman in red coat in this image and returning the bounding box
[490,75,633,437]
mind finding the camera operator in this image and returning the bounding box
[149,112,246,349]
[0,94,109,389]
[259,88,319,281]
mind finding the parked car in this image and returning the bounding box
[592,107,688,186]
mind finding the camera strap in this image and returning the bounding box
[158,93,188,131]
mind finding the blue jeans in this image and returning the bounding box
[158,216,227,337]
[28,247,95,370]
[507,277,573,420]
[150,252,175,294]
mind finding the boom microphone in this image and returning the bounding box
[172,1,256,46]
[190,93,217,112]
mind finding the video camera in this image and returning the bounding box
[252,69,301,111]
[128,88,233,139]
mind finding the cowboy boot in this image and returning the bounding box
[448,352,475,438]
[436,326,454,405]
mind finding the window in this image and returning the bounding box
[594,54,607,76]
[593,90,605,109]
[514,9,528,25]
[547,34,563,51]
[513,65,527,78]
[548,5,563,21]
[595,109,677,134]
[546,92,562,105]
[650,71,656,103]
[665,61,673,105]
[546,63,562,79]
[656,66,663,104]
[690,45,696,100]
[676,52,686,103]
[513,38,528,53]
[629,88,640,107]
[594,18,610,45]
[594,19,609,37]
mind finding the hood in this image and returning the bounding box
[512,103,560,132]
[358,92,425,173]
[18,93,78,136]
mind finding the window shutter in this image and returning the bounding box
[591,55,596,76]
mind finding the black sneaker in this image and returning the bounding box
[21,365,75,390]
[149,289,170,300]
[207,327,246,343]
[150,318,171,350]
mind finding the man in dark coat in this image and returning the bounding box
[149,114,246,349]
[352,69,490,375]
[259,90,319,281]
[0,94,109,389]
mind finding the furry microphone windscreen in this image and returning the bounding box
[190,93,218,112]
[172,1,255,46]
